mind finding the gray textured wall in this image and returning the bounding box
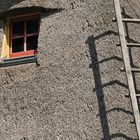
[0,0,140,140]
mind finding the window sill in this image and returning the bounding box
[0,55,37,67]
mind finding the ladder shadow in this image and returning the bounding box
[97,107,133,117]
[110,133,137,140]
[86,30,135,140]
[92,80,128,92]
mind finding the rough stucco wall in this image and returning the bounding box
[0,0,140,140]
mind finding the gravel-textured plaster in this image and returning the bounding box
[0,0,140,140]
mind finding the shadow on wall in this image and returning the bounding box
[0,0,63,28]
[0,0,26,14]
[0,6,63,37]
[0,7,63,19]
[86,30,137,140]
[0,0,63,27]
[0,6,63,30]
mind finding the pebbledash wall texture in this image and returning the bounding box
[0,0,140,140]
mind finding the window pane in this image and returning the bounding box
[27,20,39,34]
[27,36,38,50]
[12,38,24,53]
[12,21,24,37]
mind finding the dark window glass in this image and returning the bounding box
[12,38,24,53]
[27,20,39,34]
[27,36,38,50]
[12,21,24,37]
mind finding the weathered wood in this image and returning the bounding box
[114,0,140,139]
[123,18,140,23]
[131,68,140,72]
[113,18,140,23]
[117,43,140,47]
[127,43,140,47]
[136,94,140,97]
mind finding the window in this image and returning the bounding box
[9,14,40,58]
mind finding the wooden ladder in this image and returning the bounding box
[114,0,140,139]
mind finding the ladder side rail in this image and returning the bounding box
[114,0,140,139]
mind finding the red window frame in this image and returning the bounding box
[9,14,40,58]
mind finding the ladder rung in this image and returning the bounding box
[123,18,140,23]
[127,43,140,47]
[112,18,140,23]
[131,68,140,72]
[136,94,140,97]
[116,43,140,47]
